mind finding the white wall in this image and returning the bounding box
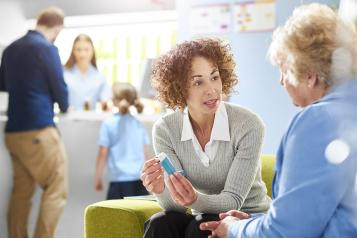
[0,1,26,47]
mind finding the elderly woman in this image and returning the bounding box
[201,3,357,238]
[140,38,271,238]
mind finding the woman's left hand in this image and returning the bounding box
[166,172,198,206]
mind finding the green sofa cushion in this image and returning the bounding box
[85,199,162,238]
[260,154,275,198]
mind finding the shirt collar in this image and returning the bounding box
[72,64,96,74]
[28,30,46,41]
[181,102,230,142]
[315,78,357,104]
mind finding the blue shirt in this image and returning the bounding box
[0,30,68,132]
[229,79,357,238]
[64,65,111,111]
[98,113,150,182]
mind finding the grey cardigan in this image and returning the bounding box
[153,102,271,214]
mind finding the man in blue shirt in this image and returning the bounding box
[200,3,357,238]
[0,6,69,238]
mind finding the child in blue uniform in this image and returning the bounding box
[95,82,150,199]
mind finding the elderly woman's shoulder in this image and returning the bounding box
[289,101,336,130]
[224,102,265,128]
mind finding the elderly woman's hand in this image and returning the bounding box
[199,210,250,238]
[140,158,165,194]
[166,172,198,206]
[200,215,240,238]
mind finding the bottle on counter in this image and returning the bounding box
[101,101,108,112]
[83,99,90,111]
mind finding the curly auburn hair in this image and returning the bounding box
[151,38,238,110]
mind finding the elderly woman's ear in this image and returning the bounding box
[306,72,319,88]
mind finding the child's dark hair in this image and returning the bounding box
[112,82,144,114]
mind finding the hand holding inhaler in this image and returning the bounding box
[140,157,165,194]
[157,152,186,177]
[157,152,197,206]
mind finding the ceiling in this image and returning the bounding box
[5,0,175,18]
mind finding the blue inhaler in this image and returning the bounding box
[157,152,186,177]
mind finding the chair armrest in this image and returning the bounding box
[84,199,162,238]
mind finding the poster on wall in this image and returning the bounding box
[234,0,276,33]
[190,1,276,36]
[190,4,230,36]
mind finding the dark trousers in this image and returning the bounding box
[106,180,148,200]
[143,211,219,238]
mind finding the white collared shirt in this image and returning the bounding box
[181,102,230,167]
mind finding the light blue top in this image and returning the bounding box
[98,113,150,182]
[64,65,111,111]
[229,79,357,238]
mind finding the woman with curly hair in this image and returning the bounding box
[140,38,271,238]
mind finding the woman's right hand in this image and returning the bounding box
[141,158,165,194]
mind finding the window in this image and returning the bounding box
[29,11,177,88]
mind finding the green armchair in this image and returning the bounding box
[84,154,275,238]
